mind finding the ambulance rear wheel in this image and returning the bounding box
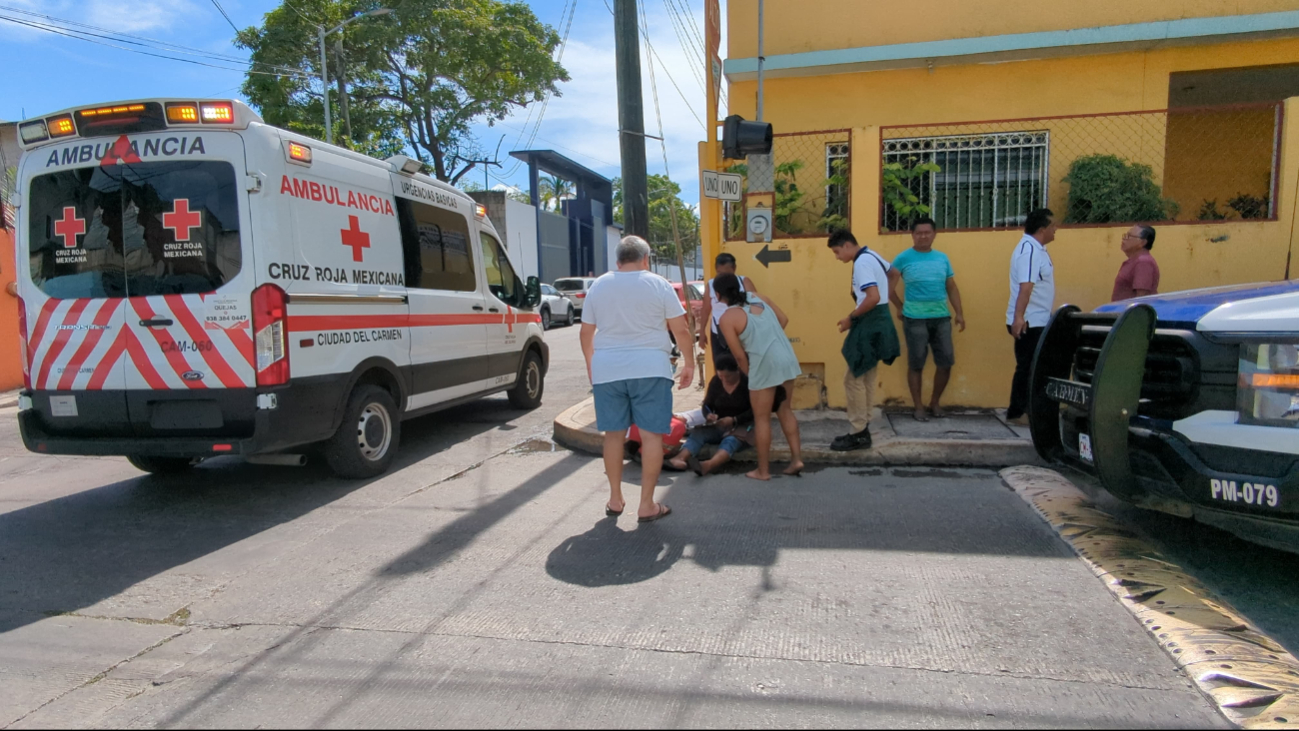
[325,385,401,479]
[127,455,198,474]
[508,350,545,410]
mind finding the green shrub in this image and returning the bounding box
[1228,193,1269,220]
[1062,154,1178,224]
[1197,199,1228,221]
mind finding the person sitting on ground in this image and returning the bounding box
[715,273,804,481]
[666,354,787,476]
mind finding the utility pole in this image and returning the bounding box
[318,25,332,145]
[614,0,648,240]
[335,39,352,143]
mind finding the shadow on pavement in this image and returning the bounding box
[543,465,1072,588]
[0,398,528,636]
[545,516,686,586]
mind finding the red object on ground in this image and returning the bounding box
[627,417,688,448]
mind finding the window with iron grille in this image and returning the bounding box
[882,131,1048,231]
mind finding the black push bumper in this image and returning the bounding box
[1029,304,1299,553]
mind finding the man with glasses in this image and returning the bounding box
[1111,225,1160,302]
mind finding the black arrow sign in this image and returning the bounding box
[754,245,791,268]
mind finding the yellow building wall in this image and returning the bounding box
[1164,107,1278,220]
[727,0,1299,58]
[708,38,1299,410]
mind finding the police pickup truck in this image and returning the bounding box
[1029,280,1299,552]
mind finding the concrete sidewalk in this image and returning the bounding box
[553,385,1043,467]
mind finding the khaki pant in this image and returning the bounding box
[844,365,877,434]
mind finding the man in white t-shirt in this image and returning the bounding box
[580,236,694,523]
[827,229,895,451]
[1005,207,1058,425]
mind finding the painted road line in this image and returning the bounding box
[1002,465,1299,730]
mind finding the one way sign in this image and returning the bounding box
[701,170,743,202]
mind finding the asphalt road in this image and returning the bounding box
[0,322,1239,728]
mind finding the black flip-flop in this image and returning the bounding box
[606,504,624,517]
[637,503,672,523]
[686,456,705,476]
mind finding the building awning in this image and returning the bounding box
[724,10,1299,81]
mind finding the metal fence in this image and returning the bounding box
[879,102,1284,232]
[723,129,852,240]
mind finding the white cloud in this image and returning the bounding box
[0,0,207,37]
[477,3,715,206]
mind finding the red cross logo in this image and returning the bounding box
[99,134,142,166]
[53,206,86,248]
[162,198,202,241]
[340,215,370,262]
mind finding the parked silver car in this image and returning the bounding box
[539,283,576,330]
[553,277,598,315]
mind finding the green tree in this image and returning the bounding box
[612,175,700,262]
[538,175,574,211]
[237,0,569,183]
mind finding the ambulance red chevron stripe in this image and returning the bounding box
[25,296,255,390]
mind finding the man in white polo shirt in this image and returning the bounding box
[1005,208,1058,426]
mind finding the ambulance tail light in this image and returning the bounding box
[200,102,235,124]
[252,284,290,386]
[17,298,31,391]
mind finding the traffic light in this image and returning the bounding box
[722,114,772,159]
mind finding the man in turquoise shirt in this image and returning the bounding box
[889,217,965,421]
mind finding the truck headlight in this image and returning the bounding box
[1238,343,1299,427]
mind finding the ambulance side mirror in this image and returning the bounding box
[524,276,542,309]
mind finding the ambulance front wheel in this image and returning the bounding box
[508,350,545,410]
[325,384,401,479]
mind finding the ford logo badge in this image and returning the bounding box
[181,371,205,381]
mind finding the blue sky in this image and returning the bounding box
[0,0,723,205]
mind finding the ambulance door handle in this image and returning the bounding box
[140,318,173,328]
[472,305,484,311]
[488,307,499,313]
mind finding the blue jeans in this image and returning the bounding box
[683,425,750,457]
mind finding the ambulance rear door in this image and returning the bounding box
[21,150,133,436]
[113,131,257,437]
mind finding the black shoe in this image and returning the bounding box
[830,429,872,452]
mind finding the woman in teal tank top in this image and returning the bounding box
[715,274,804,480]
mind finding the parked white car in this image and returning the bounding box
[553,277,597,315]
[538,283,575,330]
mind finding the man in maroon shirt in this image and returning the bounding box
[1112,225,1160,301]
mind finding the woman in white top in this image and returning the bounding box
[698,253,758,366]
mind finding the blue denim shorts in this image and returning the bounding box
[593,377,673,434]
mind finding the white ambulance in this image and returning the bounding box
[12,99,547,478]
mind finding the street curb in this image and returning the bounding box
[1002,465,1299,730]
[554,397,1044,467]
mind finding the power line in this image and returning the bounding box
[500,0,578,177]
[0,14,311,78]
[209,0,240,34]
[600,0,704,129]
[0,5,310,77]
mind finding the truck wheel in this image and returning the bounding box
[127,455,198,474]
[508,350,545,409]
[541,306,552,330]
[324,385,401,479]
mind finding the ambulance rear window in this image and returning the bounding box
[28,161,241,299]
